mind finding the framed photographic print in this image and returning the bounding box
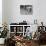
[20,5,33,15]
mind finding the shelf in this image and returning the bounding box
[9,25,31,36]
[10,32,15,33]
[10,32,23,33]
[16,32,23,33]
[9,25,31,26]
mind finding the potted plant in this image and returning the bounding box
[0,23,9,44]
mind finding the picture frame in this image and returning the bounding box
[20,5,33,15]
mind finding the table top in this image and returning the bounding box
[12,38,32,43]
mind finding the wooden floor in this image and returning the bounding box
[40,45,46,46]
[0,44,46,46]
[0,44,4,46]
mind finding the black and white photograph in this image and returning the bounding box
[20,5,33,15]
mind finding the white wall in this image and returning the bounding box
[2,0,8,24]
[2,0,46,26]
[4,0,39,25]
[38,0,46,26]
[0,0,2,27]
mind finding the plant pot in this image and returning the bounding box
[0,38,5,44]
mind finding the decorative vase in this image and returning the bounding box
[0,38,5,44]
